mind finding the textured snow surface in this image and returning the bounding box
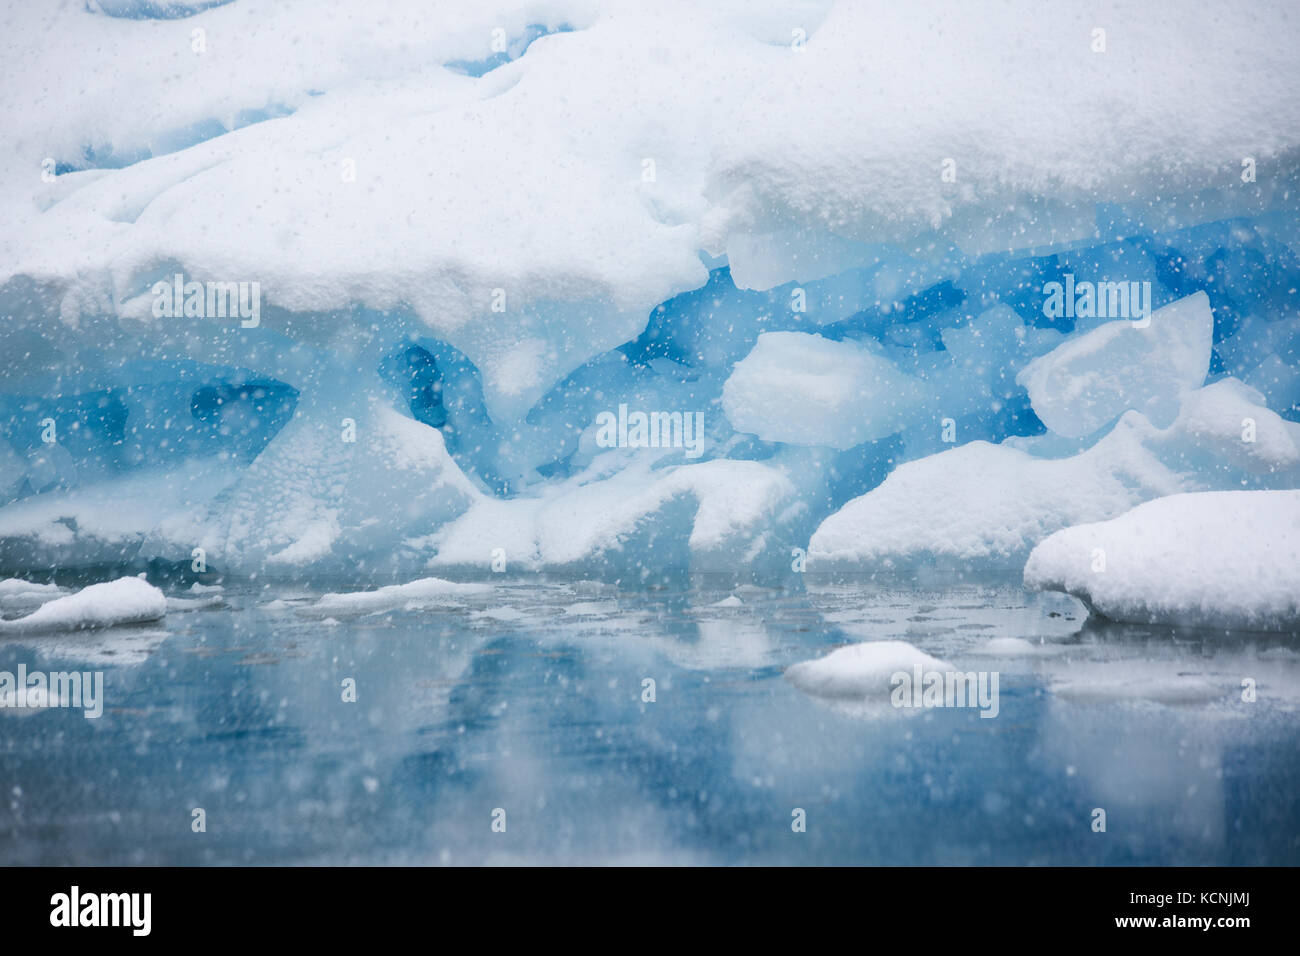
[808,359,1300,569]
[0,576,165,632]
[5,1,1300,418]
[785,640,951,700]
[1024,490,1300,630]
[300,577,494,618]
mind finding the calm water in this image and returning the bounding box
[2,574,1298,865]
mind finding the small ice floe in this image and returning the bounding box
[786,640,953,700]
[710,595,744,608]
[188,582,224,594]
[298,577,492,618]
[1025,489,1300,631]
[0,577,166,633]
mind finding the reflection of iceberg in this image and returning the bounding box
[2,628,169,668]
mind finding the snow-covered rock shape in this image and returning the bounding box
[722,332,923,448]
[0,576,165,632]
[1016,292,1213,438]
[1024,490,1300,631]
[785,640,951,700]
[807,378,1300,570]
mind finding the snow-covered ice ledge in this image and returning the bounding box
[1023,490,1300,631]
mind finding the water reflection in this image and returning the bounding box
[0,575,1296,864]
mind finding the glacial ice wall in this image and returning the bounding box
[2,0,1299,580]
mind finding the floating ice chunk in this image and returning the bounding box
[0,577,165,633]
[1024,490,1300,630]
[785,640,951,700]
[299,577,493,619]
[1016,292,1213,438]
[722,332,923,449]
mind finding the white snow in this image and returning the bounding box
[808,378,1300,570]
[0,578,63,612]
[299,576,493,618]
[1024,490,1300,630]
[3,2,1298,422]
[785,640,951,700]
[1016,292,1214,437]
[722,332,923,448]
[426,456,797,574]
[0,576,166,632]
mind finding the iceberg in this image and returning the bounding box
[0,3,1297,590]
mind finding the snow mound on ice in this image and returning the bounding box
[1024,490,1300,630]
[722,332,922,448]
[807,378,1300,570]
[299,577,493,618]
[785,640,951,700]
[0,576,165,632]
[1016,292,1213,438]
